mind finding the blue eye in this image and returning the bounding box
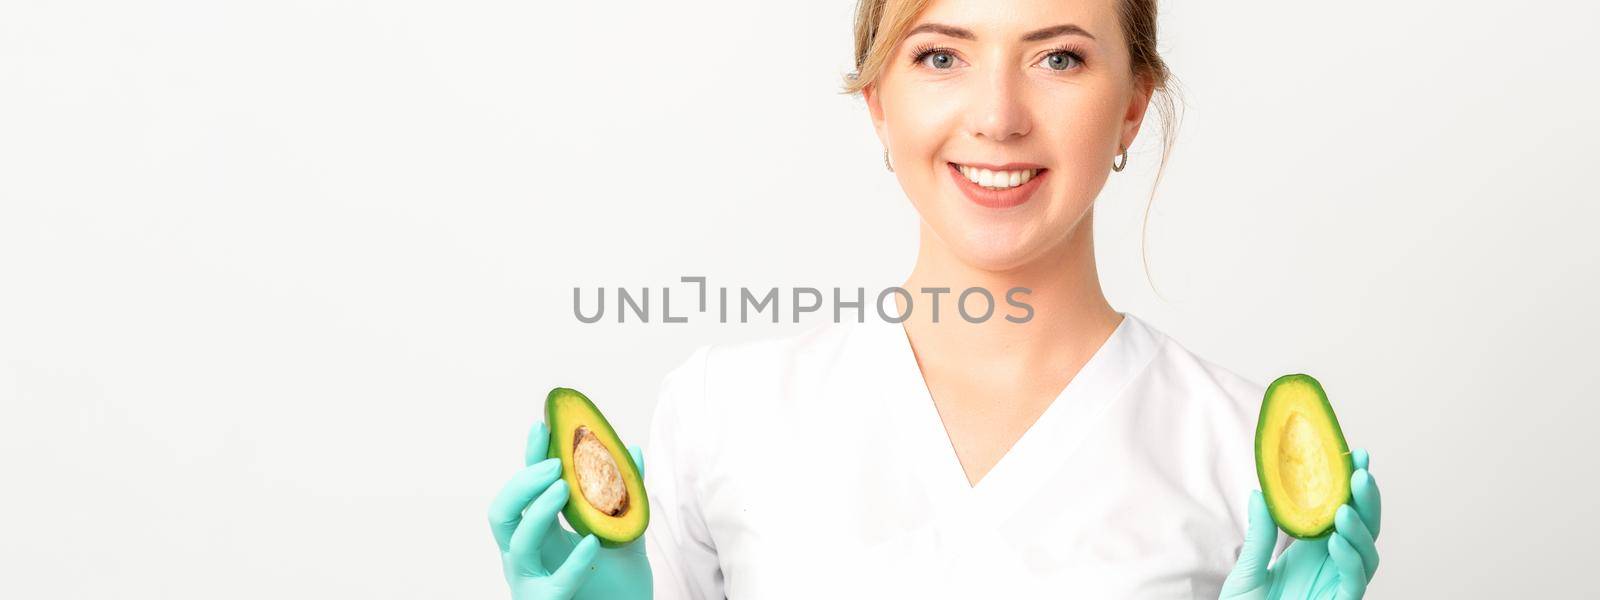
[918,50,958,70]
[1040,50,1084,71]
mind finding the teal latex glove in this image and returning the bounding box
[1220,448,1382,600]
[488,421,652,600]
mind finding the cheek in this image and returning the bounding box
[1040,93,1124,194]
[882,87,962,160]
[1050,126,1111,197]
[880,88,963,221]
[1049,90,1124,155]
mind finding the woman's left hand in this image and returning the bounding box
[488,421,652,600]
[1219,449,1382,600]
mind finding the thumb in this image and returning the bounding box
[1223,490,1278,592]
[629,444,644,477]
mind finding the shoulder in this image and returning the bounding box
[703,322,857,381]
[652,322,863,422]
[1120,316,1275,551]
[1117,316,1264,491]
[661,321,857,388]
[647,322,869,483]
[1128,315,1265,433]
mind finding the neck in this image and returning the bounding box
[898,209,1122,375]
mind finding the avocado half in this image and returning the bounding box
[545,387,649,547]
[1254,374,1354,539]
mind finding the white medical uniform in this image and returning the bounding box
[643,313,1288,599]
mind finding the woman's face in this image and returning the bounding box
[866,0,1151,272]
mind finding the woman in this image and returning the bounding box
[489,0,1382,597]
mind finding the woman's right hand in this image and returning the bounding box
[487,421,652,599]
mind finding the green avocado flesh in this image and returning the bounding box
[1255,374,1353,539]
[545,387,648,547]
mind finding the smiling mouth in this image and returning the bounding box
[951,163,1044,190]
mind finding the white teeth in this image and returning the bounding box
[956,164,1039,190]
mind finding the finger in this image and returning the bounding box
[1351,467,1382,540]
[1228,490,1278,588]
[509,478,570,573]
[525,421,551,467]
[547,534,602,593]
[628,444,645,476]
[1335,504,1379,579]
[1328,533,1370,599]
[1350,447,1369,471]
[488,458,563,552]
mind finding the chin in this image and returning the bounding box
[946,226,1052,273]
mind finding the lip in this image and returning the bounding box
[947,162,1048,209]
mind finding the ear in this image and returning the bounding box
[1119,77,1155,151]
[864,82,889,148]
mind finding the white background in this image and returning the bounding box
[3,0,1596,597]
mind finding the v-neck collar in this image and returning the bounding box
[868,312,1164,518]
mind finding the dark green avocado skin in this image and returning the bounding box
[1254,374,1353,540]
[545,387,649,547]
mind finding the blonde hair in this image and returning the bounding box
[843,0,1184,287]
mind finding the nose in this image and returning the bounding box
[966,65,1031,142]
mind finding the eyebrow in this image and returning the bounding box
[904,22,1097,43]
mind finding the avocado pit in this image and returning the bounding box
[571,426,629,516]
